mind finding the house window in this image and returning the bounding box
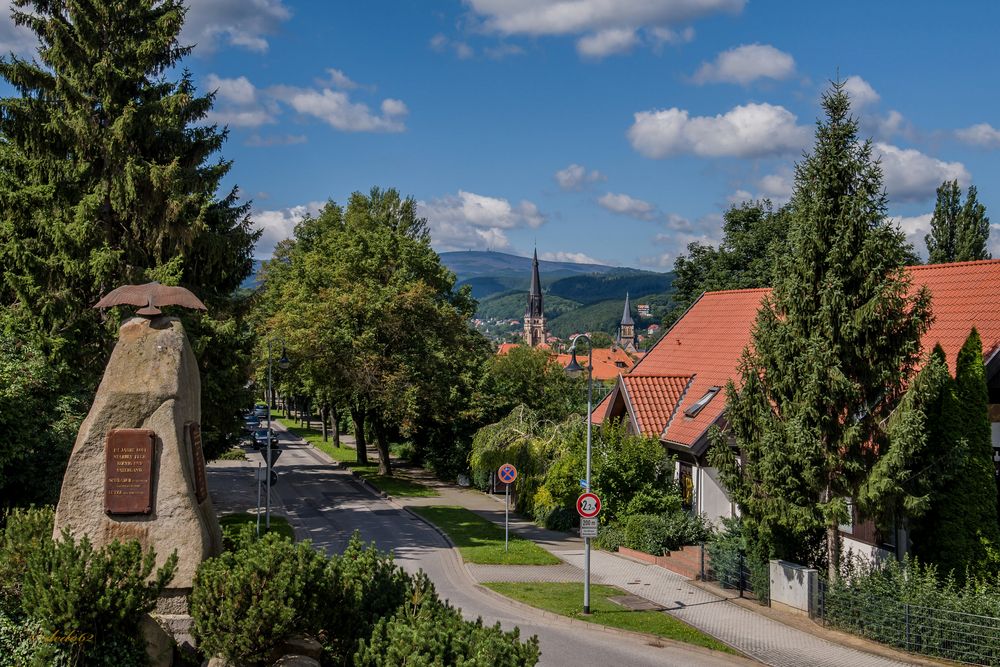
[684,386,720,418]
[838,498,854,534]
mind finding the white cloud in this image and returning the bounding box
[539,251,601,264]
[598,192,657,220]
[429,33,475,59]
[205,74,258,105]
[874,142,970,202]
[419,191,546,251]
[555,163,606,190]
[843,75,880,108]
[252,201,324,257]
[326,68,359,90]
[691,44,795,85]
[183,0,291,53]
[628,102,809,159]
[992,224,1000,258]
[202,73,277,127]
[889,213,932,259]
[277,87,408,133]
[956,123,1000,149]
[484,43,526,59]
[576,28,638,58]
[758,171,794,202]
[466,0,744,36]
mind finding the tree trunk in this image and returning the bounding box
[826,484,840,581]
[331,406,341,448]
[372,417,392,476]
[320,403,328,441]
[351,405,369,465]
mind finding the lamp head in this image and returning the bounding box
[564,347,585,377]
[277,346,290,370]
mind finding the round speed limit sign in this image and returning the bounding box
[577,492,601,518]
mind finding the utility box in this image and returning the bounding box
[769,560,819,616]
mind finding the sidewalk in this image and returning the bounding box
[279,428,927,667]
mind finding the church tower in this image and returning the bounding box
[524,249,546,346]
[617,292,637,353]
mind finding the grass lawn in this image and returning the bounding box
[274,415,437,498]
[218,512,295,547]
[483,581,738,655]
[410,505,560,566]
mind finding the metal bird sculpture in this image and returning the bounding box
[94,282,208,317]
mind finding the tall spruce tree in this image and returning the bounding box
[709,82,932,579]
[0,0,259,474]
[925,181,991,263]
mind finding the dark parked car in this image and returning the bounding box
[253,429,279,449]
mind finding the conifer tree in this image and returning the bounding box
[709,82,932,579]
[925,181,991,263]
[943,330,1000,575]
[0,0,256,361]
[0,0,259,466]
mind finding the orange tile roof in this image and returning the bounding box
[908,259,1000,373]
[554,346,636,381]
[496,342,520,355]
[621,375,693,437]
[607,258,1000,453]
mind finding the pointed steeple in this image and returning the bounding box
[526,248,543,318]
[620,292,634,326]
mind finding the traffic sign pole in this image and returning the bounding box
[497,463,518,553]
[505,483,509,552]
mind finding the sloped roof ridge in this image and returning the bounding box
[905,258,1000,272]
[699,287,772,296]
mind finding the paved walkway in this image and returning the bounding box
[272,424,924,667]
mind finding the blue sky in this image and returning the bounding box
[3,0,1000,269]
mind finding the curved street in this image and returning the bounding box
[208,425,752,667]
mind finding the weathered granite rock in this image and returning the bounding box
[141,614,175,667]
[53,316,223,590]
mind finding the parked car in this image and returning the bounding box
[243,415,260,432]
[253,405,268,418]
[253,429,279,449]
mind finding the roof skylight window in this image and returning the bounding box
[684,386,720,418]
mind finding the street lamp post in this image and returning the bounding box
[266,339,290,531]
[564,333,593,615]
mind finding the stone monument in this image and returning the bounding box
[53,284,224,659]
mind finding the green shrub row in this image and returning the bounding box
[824,556,1000,664]
[595,512,712,557]
[192,527,540,666]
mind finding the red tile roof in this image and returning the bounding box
[621,375,693,437]
[605,259,1000,452]
[496,343,520,355]
[554,346,637,381]
[908,260,1000,373]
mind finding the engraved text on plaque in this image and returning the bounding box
[104,429,155,515]
[186,422,208,503]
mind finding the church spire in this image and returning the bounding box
[617,292,637,352]
[526,248,543,318]
[620,292,634,326]
[524,249,546,346]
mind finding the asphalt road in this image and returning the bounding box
[208,427,751,667]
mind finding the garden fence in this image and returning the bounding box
[699,544,768,605]
[817,580,1000,665]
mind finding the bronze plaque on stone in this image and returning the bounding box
[186,422,208,503]
[104,429,155,515]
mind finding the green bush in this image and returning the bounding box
[21,529,176,667]
[215,448,247,461]
[191,533,326,664]
[826,556,1000,664]
[317,534,413,665]
[0,506,54,615]
[0,610,42,666]
[355,572,539,667]
[595,523,625,552]
[617,512,712,556]
[623,489,682,517]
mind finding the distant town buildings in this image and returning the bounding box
[617,292,638,354]
[637,303,651,318]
